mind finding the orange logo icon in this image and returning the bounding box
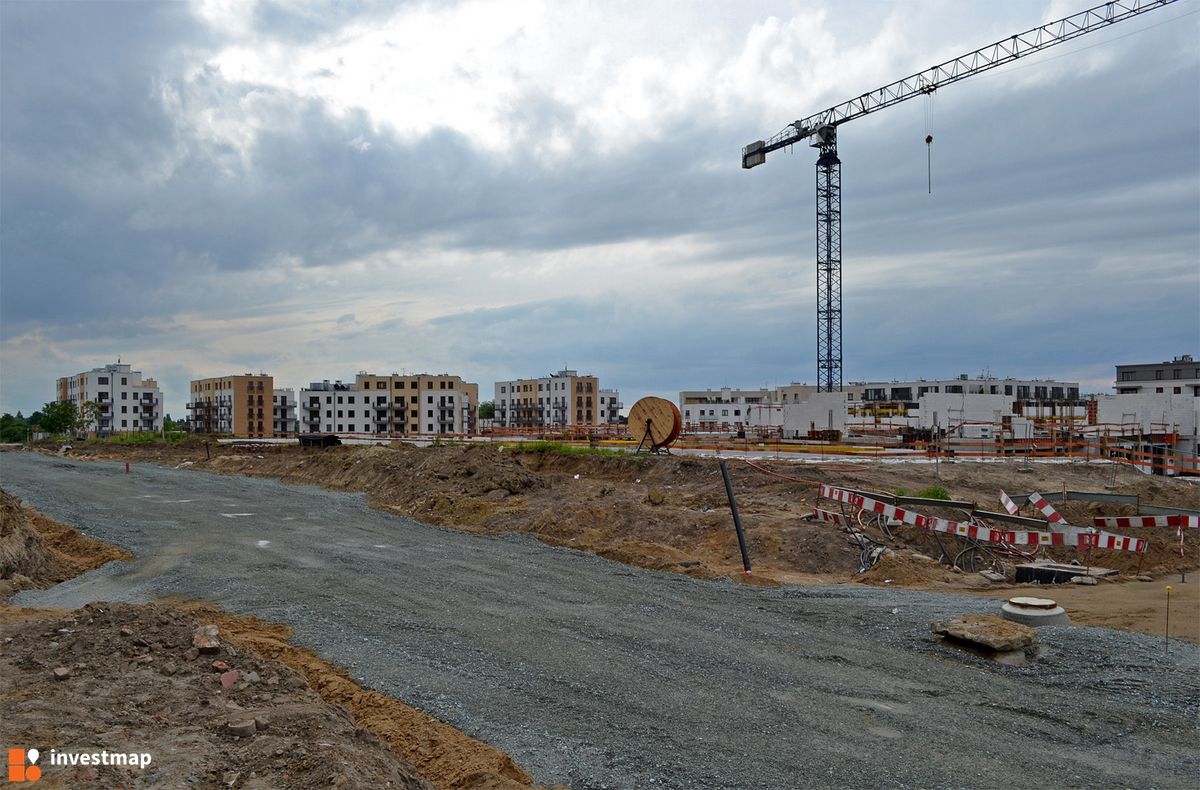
[7,749,40,783]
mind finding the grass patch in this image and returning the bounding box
[503,441,628,459]
[83,431,188,446]
[893,485,951,500]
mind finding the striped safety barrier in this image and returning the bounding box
[1092,515,1199,529]
[1027,492,1066,524]
[818,485,1147,554]
[999,489,1020,516]
[809,508,854,527]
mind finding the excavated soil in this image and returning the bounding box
[0,602,433,789]
[1,490,556,790]
[0,489,132,598]
[36,442,1200,641]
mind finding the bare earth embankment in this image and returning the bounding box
[50,441,1199,642]
[0,488,553,789]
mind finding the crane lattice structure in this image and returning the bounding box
[742,0,1181,392]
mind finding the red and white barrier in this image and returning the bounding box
[1092,515,1199,529]
[998,489,1020,516]
[1027,492,1066,524]
[817,485,1147,554]
[809,508,853,527]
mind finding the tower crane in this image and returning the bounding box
[742,0,1180,392]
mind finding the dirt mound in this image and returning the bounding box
[0,602,432,788]
[856,551,992,588]
[2,490,132,598]
[1,489,61,592]
[176,603,544,790]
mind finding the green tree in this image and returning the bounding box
[38,401,77,435]
[0,412,31,442]
[75,400,102,436]
[478,400,495,419]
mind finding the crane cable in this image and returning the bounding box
[924,82,935,194]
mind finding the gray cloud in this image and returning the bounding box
[1,1,1197,415]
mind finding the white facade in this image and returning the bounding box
[679,387,772,428]
[858,376,1080,403]
[273,388,296,436]
[1114,353,1199,397]
[57,362,163,434]
[300,376,475,436]
[598,389,622,423]
[493,369,615,428]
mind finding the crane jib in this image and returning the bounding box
[739,0,1182,392]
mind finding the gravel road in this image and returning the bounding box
[3,452,1197,789]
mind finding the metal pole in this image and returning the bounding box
[719,460,752,574]
[1165,585,1172,654]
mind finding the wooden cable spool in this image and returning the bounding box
[628,396,682,451]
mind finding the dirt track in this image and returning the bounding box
[3,451,1198,789]
[49,441,1200,640]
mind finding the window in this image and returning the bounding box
[1155,370,1164,380]
[428,410,433,418]
[427,382,433,389]
[411,381,418,389]
[1174,387,1182,394]
[121,406,127,413]
[326,396,332,404]
[338,424,343,432]
[1174,369,1183,379]
[121,420,127,427]
[338,410,343,418]
[377,381,386,389]
[121,391,128,400]
[427,396,433,404]
[1156,387,1164,393]
[411,396,418,404]
[348,396,355,404]
[99,377,109,385]
[121,378,127,385]
[337,396,343,404]
[349,424,355,432]
[1120,371,1135,381]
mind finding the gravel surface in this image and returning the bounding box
[3,452,1198,789]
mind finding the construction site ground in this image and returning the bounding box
[1,446,1197,788]
[35,441,1200,639]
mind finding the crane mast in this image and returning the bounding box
[742,0,1180,392]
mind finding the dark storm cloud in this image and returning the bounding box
[1,0,1197,414]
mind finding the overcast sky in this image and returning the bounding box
[2,0,1197,417]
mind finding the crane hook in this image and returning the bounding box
[925,135,933,194]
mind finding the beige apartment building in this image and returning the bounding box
[299,372,479,436]
[188,374,294,438]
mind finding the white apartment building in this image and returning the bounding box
[494,369,618,428]
[681,375,1083,437]
[598,389,622,424]
[299,372,478,437]
[272,389,297,437]
[1114,354,1199,397]
[57,362,163,435]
